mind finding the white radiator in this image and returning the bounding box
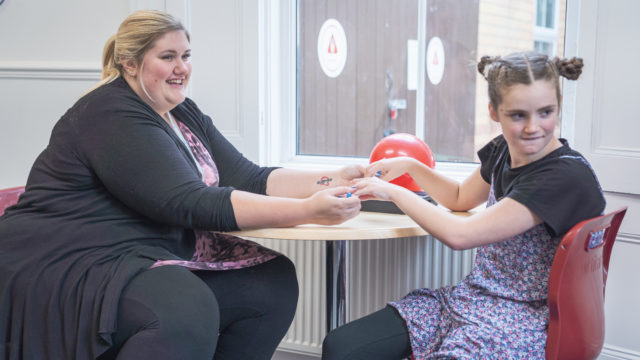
[246,236,476,356]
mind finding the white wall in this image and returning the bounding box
[0,0,639,359]
[0,0,130,188]
[0,0,260,189]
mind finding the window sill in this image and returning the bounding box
[275,155,479,183]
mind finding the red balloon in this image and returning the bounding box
[369,133,435,192]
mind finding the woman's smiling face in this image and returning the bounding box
[135,30,191,116]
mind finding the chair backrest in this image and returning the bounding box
[546,206,628,360]
[0,186,25,216]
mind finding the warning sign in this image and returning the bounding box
[317,18,347,78]
[426,36,445,85]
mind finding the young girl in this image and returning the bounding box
[321,51,606,359]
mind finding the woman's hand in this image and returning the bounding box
[304,186,361,225]
[336,164,366,186]
[365,157,418,182]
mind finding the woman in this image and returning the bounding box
[0,10,361,360]
[322,52,605,359]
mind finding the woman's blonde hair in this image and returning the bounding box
[87,10,189,94]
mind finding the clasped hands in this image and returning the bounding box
[310,158,418,224]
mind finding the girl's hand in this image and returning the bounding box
[365,157,418,182]
[304,186,361,225]
[351,176,401,201]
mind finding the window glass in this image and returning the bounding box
[297,0,566,163]
[536,0,556,28]
[534,40,554,56]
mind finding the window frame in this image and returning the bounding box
[259,0,576,184]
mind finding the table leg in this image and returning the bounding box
[326,239,350,332]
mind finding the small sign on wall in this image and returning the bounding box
[317,18,348,78]
[426,36,445,85]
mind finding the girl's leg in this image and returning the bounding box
[195,255,299,360]
[99,265,220,360]
[322,305,412,360]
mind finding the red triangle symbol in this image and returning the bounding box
[328,35,338,54]
[432,52,439,65]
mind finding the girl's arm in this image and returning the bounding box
[366,158,489,211]
[352,175,542,250]
[266,165,365,198]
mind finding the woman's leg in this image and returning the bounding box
[195,255,299,360]
[99,265,220,360]
[322,305,412,360]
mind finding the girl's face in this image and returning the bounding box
[490,79,562,167]
[129,30,192,117]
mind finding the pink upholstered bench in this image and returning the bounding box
[0,186,25,216]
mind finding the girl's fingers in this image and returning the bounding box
[365,161,382,177]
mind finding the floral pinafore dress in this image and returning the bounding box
[390,166,559,359]
[151,119,280,271]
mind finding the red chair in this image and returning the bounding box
[546,206,628,360]
[0,186,25,216]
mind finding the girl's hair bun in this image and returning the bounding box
[477,55,500,78]
[554,57,584,80]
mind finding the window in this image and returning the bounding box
[260,0,567,177]
[534,0,563,57]
[536,0,556,28]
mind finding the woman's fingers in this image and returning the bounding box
[308,186,361,224]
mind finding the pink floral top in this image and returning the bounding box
[151,120,279,271]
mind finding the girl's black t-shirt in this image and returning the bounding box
[478,135,605,237]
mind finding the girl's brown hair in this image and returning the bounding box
[477,51,584,110]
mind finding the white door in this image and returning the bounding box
[566,1,640,358]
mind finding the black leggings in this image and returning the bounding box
[322,306,412,360]
[98,255,299,360]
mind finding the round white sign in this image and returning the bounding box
[426,36,445,85]
[317,18,347,78]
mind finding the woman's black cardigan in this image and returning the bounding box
[0,78,276,359]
